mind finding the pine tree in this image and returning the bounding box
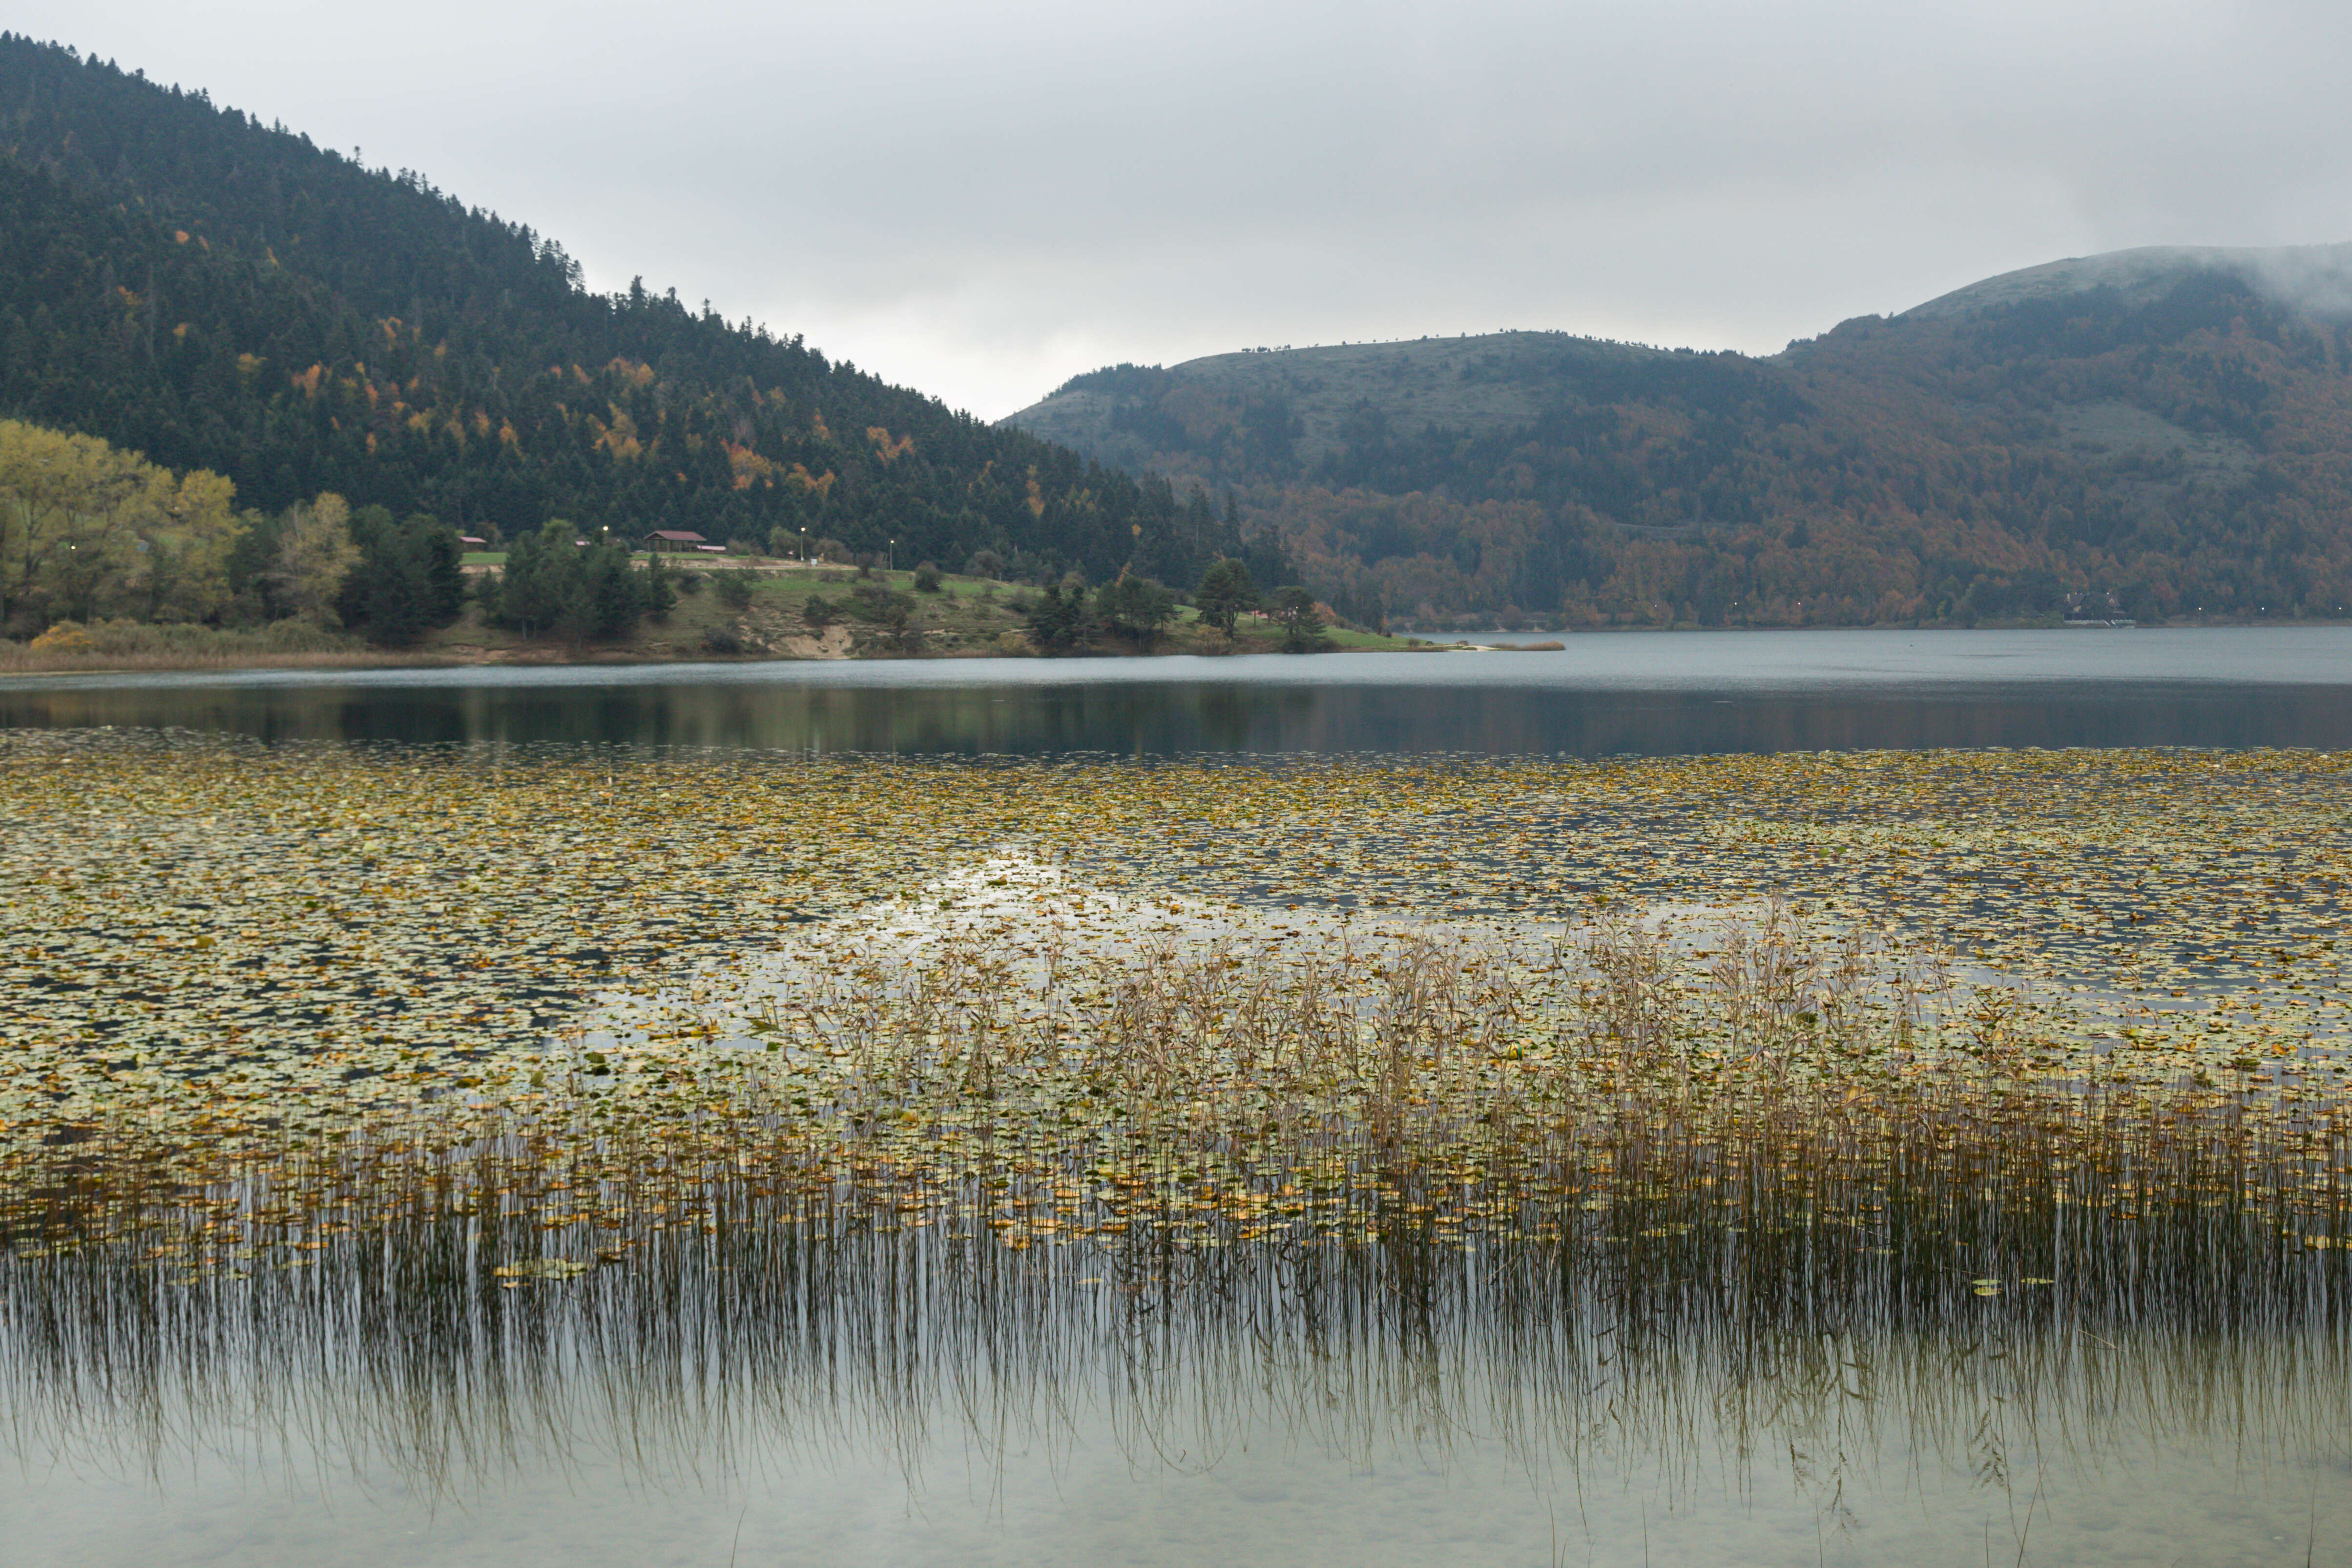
[1193,557,1257,639]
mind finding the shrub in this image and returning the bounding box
[912,562,944,593]
[12,617,359,666]
[848,584,916,622]
[29,621,93,653]
[713,569,758,611]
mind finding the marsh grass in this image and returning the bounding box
[6,1098,2347,1503]
[5,927,2347,1514]
[0,619,391,673]
[4,737,2350,1515]
[10,896,2345,1270]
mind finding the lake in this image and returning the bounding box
[4,627,2350,1567]
[11,1227,2347,1568]
[2,626,2349,753]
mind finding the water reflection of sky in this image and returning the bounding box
[3,628,2352,756]
[7,1235,2346,1568]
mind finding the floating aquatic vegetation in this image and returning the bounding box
[0,730,2346,1272]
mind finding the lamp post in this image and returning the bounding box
[799,526,807,565]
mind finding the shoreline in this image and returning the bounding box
[0,640,1453,678]
[0,616,2339,679]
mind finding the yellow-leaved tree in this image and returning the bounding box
[0,419,243,633]
[266,493,360,627]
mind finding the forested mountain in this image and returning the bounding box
[1006,248,2352,628]
[0,35,1258,592]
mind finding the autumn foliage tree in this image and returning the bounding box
[0,418,240,633]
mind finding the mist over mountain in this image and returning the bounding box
[0,35,1258,591]
[1005,248,2352,629]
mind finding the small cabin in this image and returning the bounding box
[645,529,709,554]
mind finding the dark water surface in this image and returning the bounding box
[3,627,2349,753]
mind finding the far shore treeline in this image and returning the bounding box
[0,414,1309,655]
[0,35,1298,628]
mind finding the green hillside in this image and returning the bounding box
[0,35,1262,592]
[1005,250,2352,629]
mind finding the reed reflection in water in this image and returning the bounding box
[7,1195,2349,1567]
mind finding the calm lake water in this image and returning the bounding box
[6,626,2351,1566]
[2,626,2349,753]
[8,1228,2348,1568]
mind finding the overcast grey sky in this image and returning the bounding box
[17,1,2352,417]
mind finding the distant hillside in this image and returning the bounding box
[0,36,1254,589]
[1005,249,2352,628]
